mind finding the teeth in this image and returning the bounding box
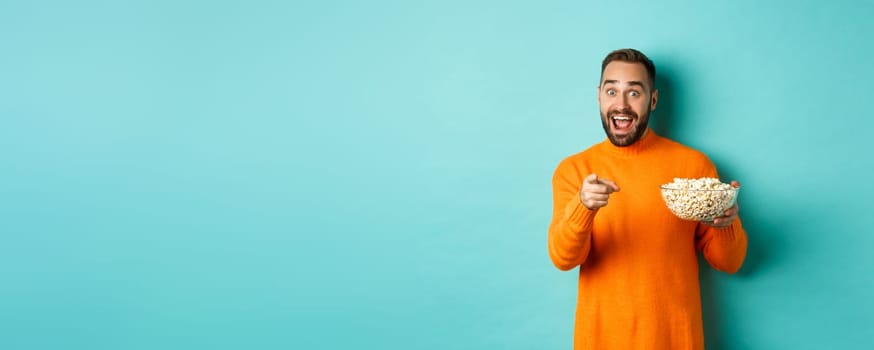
[613,116,632,121]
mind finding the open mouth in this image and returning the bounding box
[611,115,634,133]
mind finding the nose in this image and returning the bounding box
[616,94,630,109]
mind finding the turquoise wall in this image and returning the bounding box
[2,1,873,349]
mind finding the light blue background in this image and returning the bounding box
[2,1,873,349]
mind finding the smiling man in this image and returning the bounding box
[547,49,748,349]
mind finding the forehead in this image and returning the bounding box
[601,61,650,88]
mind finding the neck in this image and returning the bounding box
[601,128,659,157]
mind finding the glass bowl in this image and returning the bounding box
[659,186,739,222]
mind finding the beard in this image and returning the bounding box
[600,108,651,147]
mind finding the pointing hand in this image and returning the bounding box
[580,174,620,210]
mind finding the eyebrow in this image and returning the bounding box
[602,80,647,89]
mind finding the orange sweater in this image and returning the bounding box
[548,129,747,350]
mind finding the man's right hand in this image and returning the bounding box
[580,174,620,210]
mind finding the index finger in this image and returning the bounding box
[597,178,620,192]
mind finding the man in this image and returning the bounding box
[547,48,747,349]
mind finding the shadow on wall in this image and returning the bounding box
[650,66,676,138]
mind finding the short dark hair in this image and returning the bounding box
[600,48,656,88]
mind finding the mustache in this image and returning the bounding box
[608,109,639,119]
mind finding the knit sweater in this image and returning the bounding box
[548,129,747,350]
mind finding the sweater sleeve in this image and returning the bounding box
[693,155,748,273]
[547,160,598,271]
[695,219,748,273]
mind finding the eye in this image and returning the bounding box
[607,89,616,96]
[629,91,640,97]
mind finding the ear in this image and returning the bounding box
[596,85,602,104]
[650,88,659,111]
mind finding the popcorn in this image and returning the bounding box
[660,177,738,221]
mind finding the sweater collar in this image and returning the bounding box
[599,128,660,157]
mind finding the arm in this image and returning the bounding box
[695,216,748,273]
[686,156,748,273]
[695,176,747,273]
[547,162,600,271]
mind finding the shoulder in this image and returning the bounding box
[551,143,601,183]
[658,136,713,164]
[655,136,718,176]
[555,143,600,170]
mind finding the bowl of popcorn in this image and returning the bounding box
[659,177,739,222]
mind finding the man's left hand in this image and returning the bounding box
[705,180,740,228]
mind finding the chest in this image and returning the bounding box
[587,159,699,247]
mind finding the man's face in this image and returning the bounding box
[597,61,658,147]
